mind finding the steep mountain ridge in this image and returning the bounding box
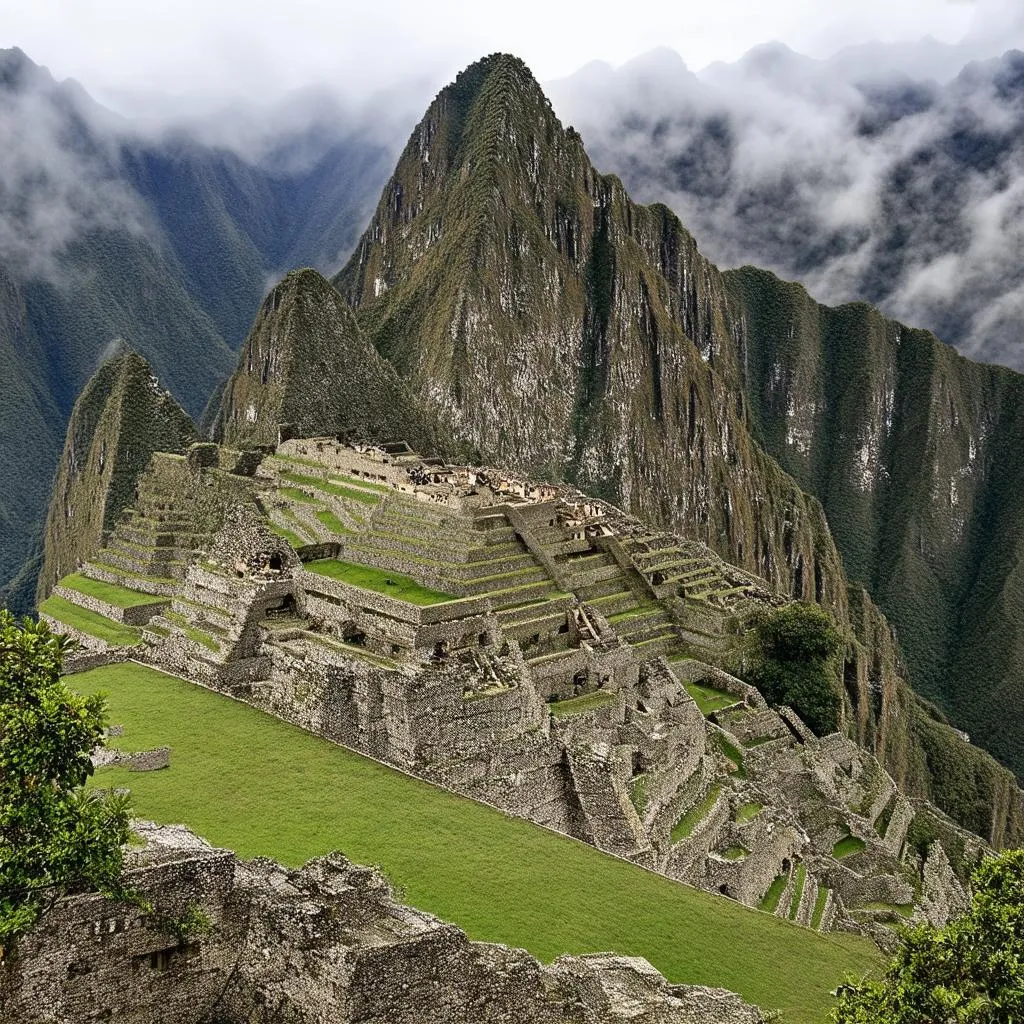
[36,351,196,600]
[724,266,1024,780]
[211,268,440,452]
[330,54,1023,838]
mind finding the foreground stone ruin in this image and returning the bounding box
[0,822,767,1024]
[42,438,983,943]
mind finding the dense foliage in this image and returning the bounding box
[832,848,1024,1023]
[0,611,131,947]
[744,602,844,736]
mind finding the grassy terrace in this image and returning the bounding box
[59,573,164,608]
[305,559,456,605]
[671,783,723,843]
[39,595,141,647]
[549,690,618,718]
[280,471,381,505]
[75,664,877,1022]
[684,680,738,716]
[832,835,867,859]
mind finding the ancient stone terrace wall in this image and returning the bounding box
[0,823,768,1024]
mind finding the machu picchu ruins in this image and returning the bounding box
[35,434,981,951]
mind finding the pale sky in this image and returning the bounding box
[0,0,1021,115]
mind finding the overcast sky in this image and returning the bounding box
[1,0,1022,116]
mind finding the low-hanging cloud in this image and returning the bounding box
[549,36,1024,371]
[0,51,151,283]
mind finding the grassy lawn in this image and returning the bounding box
[304,559,456,605]
[269,524,305,548]
[39,595,141,647]
[760,874,788,914]
[789,863,807,920]
[74,664,877,1023]
[715,733,747,778]
[315,509,351,534]
[811,886,829,930]
[735,802,762,824]
[671,783,723,843]
[684,680,738,716]
[549,690,618,718]
[832,835,867,859]
[59,572,164,608]
[280,472,381,505]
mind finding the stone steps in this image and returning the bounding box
[477,579,563,611]
[585,590,642,617]
[629,631,683,658]
[495,594,574,626]
[505,609,571,641]
[463,566,550,596]
[80,561,179,597]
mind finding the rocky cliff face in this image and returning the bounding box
[334,54,845,611]
[725,266,1024,787]
[329,54,1023,842]
[210,268,440,453]
[36,352,195,600]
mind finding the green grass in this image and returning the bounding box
[39,595,141,647]
[74,664,877,1023]
[832,835,866,859]
[715,733,747,779]
[628,774,648,816]
[315,509,351,534]
[760,874,788,914]
[789,863,807,920]
[280,472,381,505]
[549,690,617,718]
[811,887,829,930]
[735,802,763,824]
[304,559,456,605]
[873,795,896,838]
[685,681,738,716]
[269,524,305,548]
[280,487,317,504]
[59,572,165,608]
[721,846,748,860]
[671,784,723,843]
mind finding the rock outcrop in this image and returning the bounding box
[0,821,769,1024]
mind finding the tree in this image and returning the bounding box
[832,848,1024,1023]
[744,602,844,735]
[0,611,131,949]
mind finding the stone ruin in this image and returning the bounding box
[42,437,980,946]
[0,822,768,1024]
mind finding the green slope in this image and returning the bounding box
[77,662,878,1024]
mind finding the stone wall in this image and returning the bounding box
[0,823,769,1024]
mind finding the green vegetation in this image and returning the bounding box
[269,524,305,548]
[38,595,141,647]
[304,559,456,605]
[627,774,648,816]
[760,874,788,914]
[684,680,737,716]
[59,573,164,608]
[721,846,748,861]
[0,613,131,946]
[73,662,877,1023]
[735,802,762,824]
[832,835,866,859]
[832,850,1024,1023]
[280,487,317,504]
[549,690,617,718]
[789,863,807,920]
[743,602,844,736]
[672,784,722,843]
[280,472,381,505]
[315,509,350,534]
[811,887,829,930]
[873,795,896,838]
[714,733,746,778]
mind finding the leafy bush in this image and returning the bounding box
[832,849,1024,1023]
[743,602,844,736]
[0,611,132,949]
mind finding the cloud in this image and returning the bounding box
[0,50,149,282]
[549,42,1024,371]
